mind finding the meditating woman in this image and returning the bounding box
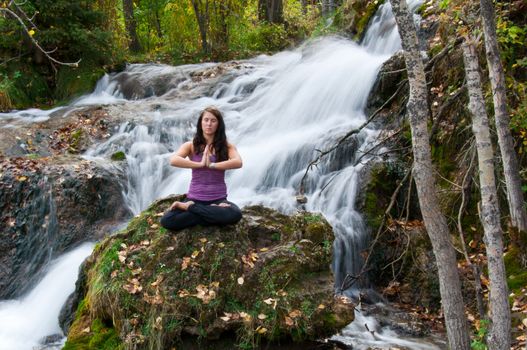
[160,106,243,231]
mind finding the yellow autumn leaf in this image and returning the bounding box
[256,326,267,334]
[28,29,35,37]
[191,250,200,259]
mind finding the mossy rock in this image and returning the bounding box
[65,196,354,349]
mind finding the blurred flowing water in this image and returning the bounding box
[0,1,445,348]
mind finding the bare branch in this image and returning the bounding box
[0,6,81,67]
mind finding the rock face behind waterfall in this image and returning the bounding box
[0,155,130,299]
[63,196,354,350]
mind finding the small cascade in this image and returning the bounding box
[0,243,94,350]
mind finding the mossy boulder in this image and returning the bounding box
[64,196,354,349]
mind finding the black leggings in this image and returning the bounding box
[160,198,242,231]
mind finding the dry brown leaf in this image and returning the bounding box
[181,257,191,270]
[284,316,294,327]
[289,310,302,319]
[178,289,190,298]
[150,275,163,287]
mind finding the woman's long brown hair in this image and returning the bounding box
[193,107,229,162]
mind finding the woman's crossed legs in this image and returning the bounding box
[160,198,242,231]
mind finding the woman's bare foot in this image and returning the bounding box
[180,201,195,211]
[170,201,195,211]
[211,202,231,208]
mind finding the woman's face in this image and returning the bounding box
[201,111,219,137]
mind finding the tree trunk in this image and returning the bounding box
[389,1,471,349]
[258,0,283,23]
[190,0,209,54]
[122,0,141,52]
[462,36,511,350]
[480,0,527,232]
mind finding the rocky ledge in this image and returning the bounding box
[62,195,355,350]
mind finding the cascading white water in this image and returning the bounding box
[0,243,94,350]
[0,1,446,348]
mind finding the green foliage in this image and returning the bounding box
[496,17,527,71]
[470,319,489,350]
[439,0,451,10]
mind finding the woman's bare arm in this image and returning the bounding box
[169,142,207,169]
[210,144,243,170]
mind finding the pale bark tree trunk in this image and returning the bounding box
[480,0,527,232]
[462,36,511,350]
[389,0,471,349]
[122,0,141,52]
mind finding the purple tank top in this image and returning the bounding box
[187,153,227,201]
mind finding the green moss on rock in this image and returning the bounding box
[65,196,354,349]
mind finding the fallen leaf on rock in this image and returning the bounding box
[239,312,251,322]
[178,289,190,298]
[289,310,302,319]
[181,257,191,270]
[150,275,163,287]
[256,326,267,334]
[276,290,287,297]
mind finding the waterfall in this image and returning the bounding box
[0,243,94,350]
[0,1,443,348]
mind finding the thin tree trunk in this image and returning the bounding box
[462,36,511,350]
[122,0,141,52]
[191,0,209,54]
[258,0,283,23]
[389,1,471,349]
[480,0,527,232]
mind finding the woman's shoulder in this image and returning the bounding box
[227,142,238,149]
